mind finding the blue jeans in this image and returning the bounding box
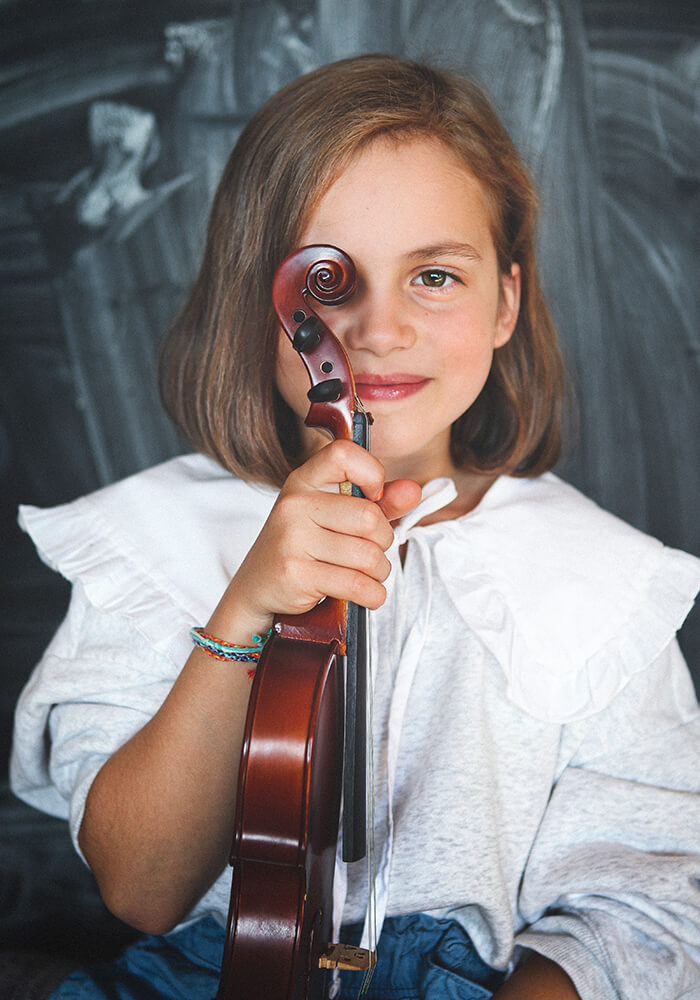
[338,913,505,999]
[50,912,505,999]
[49,917,223,999]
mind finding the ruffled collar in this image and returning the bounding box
[19,455,700,724]
[393,473,700,722]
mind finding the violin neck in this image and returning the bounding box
[343,599,368,862]
[342,406,372,863]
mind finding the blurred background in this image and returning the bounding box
[1,0,698,973]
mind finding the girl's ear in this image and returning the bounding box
[495,262,521,348]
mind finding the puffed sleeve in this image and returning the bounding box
[10,582,179,862]
[515,640,700,999]
[11,454,279,843]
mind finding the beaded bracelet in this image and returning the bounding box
[190,627,272,663]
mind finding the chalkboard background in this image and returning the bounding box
[0,0,698,972]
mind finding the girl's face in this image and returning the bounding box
[275,136,520,488]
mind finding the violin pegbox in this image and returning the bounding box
[272,245,359,438]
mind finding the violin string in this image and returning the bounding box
[359,610,377,998]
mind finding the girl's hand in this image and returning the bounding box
[207,439,421,644]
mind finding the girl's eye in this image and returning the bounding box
[415,269,457,288]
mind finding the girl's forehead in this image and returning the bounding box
[301,134,495,251]
[329,133,477,190]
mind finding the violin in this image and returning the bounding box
[216,246,376,1000]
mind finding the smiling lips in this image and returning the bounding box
[353,373,429,402]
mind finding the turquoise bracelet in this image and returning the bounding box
[190,627,272,663]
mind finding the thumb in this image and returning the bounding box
[376,478,422,523]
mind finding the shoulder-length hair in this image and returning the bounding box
[160,54,567,486]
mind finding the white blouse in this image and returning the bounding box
[11,453,700,1000]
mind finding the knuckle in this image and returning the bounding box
[346,570,385,610]
[275,552,297,586]
[276,550,309,592]
[377,552,392,581]
[365,581,387,610]
[347,573,367,605]
[272,491,300,521]
[359,540,388,580]
[281,464,306,491]
[327,438,356,468]
[356,498,383,534]
[332,437,355,457]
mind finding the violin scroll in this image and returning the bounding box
[272,245,358,442]
[303,251,356,306]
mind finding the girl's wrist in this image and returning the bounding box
[190,626,272,663]
[205,618,274,649]
[206,593,274,650]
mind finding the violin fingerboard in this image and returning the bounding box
[342,406,372,863]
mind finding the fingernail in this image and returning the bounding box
[373,484,384,502]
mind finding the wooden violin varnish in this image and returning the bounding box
[216,246,376,1000]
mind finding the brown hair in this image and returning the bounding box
[160,54,567,485]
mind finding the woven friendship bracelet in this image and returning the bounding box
[190,627,272,663]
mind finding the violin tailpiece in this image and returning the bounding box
[317,943,377,971]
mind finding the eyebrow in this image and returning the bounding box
[405,241,483,263]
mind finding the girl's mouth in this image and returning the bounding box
[353,374,429,402]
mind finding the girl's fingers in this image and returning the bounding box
[377,478,422,522]
[267,499,392,606]
[278,558,388,613]
[279,440,422,547]
[273,489,395,552]
[286,438,387,502]
[221,439,422,625]
[306,524,392,583]
[316,561,388,610]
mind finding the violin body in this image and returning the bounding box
[217,246,369,1000]
[217,635,343,1000]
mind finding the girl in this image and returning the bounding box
[11,55,700,1000]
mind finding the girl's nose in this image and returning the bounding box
[339,287,416,357]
